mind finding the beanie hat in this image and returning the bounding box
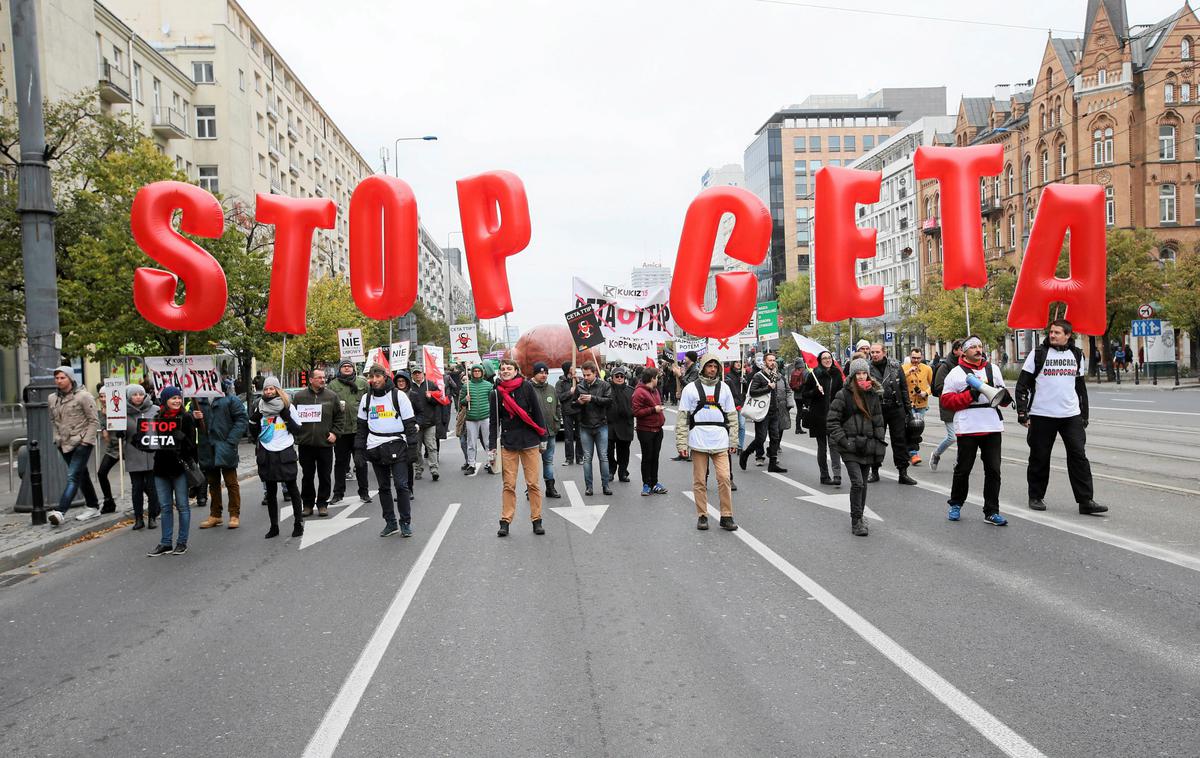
[221,377,236,395]
[855,339,871,351]
[263,376,283,390]
[159,385,182,402]
[848,358,871,377]
[53,366,76,386]
[533,361,549,374]
[337,359,356,373]
[126,384,147,400]
[367,364,389,377]
[685,350,699,363]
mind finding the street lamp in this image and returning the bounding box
[383,135,438,341]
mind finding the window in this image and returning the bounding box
[1059,143,1067,176]
[1160,184,1177,223]
[1098,69,1108,84]
[151,77,161,110]
[1005,164,1014,195]
[828,136,841,152]
[238,69,245,91]
[1185,83,1193,102]
[793,137,805,152]
[1166,83,1175,103]
[809,160,822,173]
[132,62,142,102]
[979,177,987,200]
[257,113,265,135]
[255,72,263,93]
[1039,105,1046,131]
[1023,156,1031,190]
[1055,104,1062,126]
[198,166,219,194]
[1008,214,1016,247]
[795,207,810,245]
[1160,125,1176,160]
[1184,37,1193,60]
[809,136,821,151]
[844,135,856,152]
[993,175,1001,200]
[258,154,267,177]
[1046,67,1053,87]
[1160,246,1177,266]
[195,106,217,139]
[112,45,122,72]
[192,61,215,84]
[863,135,875,150]
[1103,127,1113,163]
[1041,150,1049,182]
[1106,186,1115,226]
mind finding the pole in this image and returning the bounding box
[963,288,972,335]
[29,440,45,525]
[280,334,288,384]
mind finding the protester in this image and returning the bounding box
[393,371,421,499]
[632,366,668,496]
[146,386,198,556]
[676,357,738,531]
[930,339,963,472]
[668,351,700,462]
[409,367,449,483]
[868,343,918,485]
[46,367,100,526]
[826,358,885,536]
[459,364,495,476]
[93,383,120,517]
[902,348,933,465]
[1016,319,1107,516]
[658,358,678,405]
[725,360,749,452]
[789,357,809,435]
[123,385,160,530]
[529,362,562,499]
[606,366,635,483]
[488,359,549,536]
[251,377,304,539]
[940,336,1012,525]
[740,352,793,473]
[329,359,370,506]
[555,361,583,465]
[252,371,265,392]
[196,377,248,529]
[567,361,613,496]
[853,339,871,360]
[357,364,419,538]
[292,368,343,518]
[801,351,844,486]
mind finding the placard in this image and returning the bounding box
[572,277,675,340]
[294,404,323,424]
[707,336,741,363]
[144,355,222,398]
[422,345,446,389]
[606,335,655,363]
[389,341,410,369]
[675,337,707,361]
[565,304,606,351]
[102,377,127,431]
[450,323,479,358]
[338,328,364,360]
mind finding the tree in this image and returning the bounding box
[1161,244,1200,369]
[212,217,274,403]
[1096,229,1165,378]
[266,277,371,375]
[908,262,1018,350]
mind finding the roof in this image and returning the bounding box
[1131,7,1188,71]
[961,97,992,127]
[755,105,901,134]
[1086,0,1129,45]
[1051,37,1083,79]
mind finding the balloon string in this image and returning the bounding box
[281,334,288,384]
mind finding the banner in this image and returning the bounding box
[707,336,741,363]
[675,337,707,361]
[101,377,127,431]
[606,335,656,364]
[144,355,222,398]
[756,301,779,342]
[389,341,410,369]
[337,328,364,360]
[572,277,675,340]
[449,323,479,358]
[421,345,446,389]
[565,304,606,351]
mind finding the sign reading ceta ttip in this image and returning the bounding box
[449,323,479,358]
[101,377,127,431]
[144,355,223,398]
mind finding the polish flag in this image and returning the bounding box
[791,333,831,369]
[645,356,656,368]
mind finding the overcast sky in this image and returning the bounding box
[241,0,1185,335]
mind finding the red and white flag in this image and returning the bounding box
[791,333,831,369]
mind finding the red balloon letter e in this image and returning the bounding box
[1008,184,1107,335]
[456,171,532,319]
[913,144,1003,290]
[669,186,770,339]
[814,167,883,321]
[348,175,418,321]
[256,194,336,334]
[130,181,227,331]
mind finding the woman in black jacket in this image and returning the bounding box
[605,367,635,483]
[147,386,198,556]
[250,377,305,539]
[826,358,886,537]
[800,351,844,486]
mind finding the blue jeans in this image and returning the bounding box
[737,414,746,450]
[578,425,610,491]
[155,473,190,546]
[57,445,99,513]
[934,418,956,457]
[541,436,556,482]
[909,408,927,455]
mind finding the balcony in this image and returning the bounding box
[1073,64,1133,95]
[98,61,131,104]
[287,121,300,142]
[921,216,941,234]
[334,173,344,185]
[150,108,188,139]
[270,175,283,194]
[288,162,301,177]
[266,104,280,122]
[268,145,284,162]
[315,183,326,197]
[313,148,324,166]
[980,196,1003,216]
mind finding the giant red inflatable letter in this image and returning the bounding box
[256,194,336,334]
[130,181,228,331]
[348,176,418,321]
[669,186,770,339]
[813,167,883,321]
[455,171,532,319]
[1007,184,1107,335]
[913,144,1003,289]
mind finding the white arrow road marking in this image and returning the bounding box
[299,499,371,550]
[549,480,609,534]
[765,471,883,521]
[302,503,460,758]
[680,492,1045,758]
[276,490,377,524]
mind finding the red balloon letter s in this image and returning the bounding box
[669,187,770,339]
[913,144,1003,290]
[813,167,883,321]
[130,181,227,331]
[1008,184,1107,335]
[348,176,418,321]
[456,171,532,320]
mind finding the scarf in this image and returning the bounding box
[258,395,284,416]
[496,377,546,436]
[160,405,181,419]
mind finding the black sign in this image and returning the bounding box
[565,304,605,351]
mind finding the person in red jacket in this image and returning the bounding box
[631,366,668,497]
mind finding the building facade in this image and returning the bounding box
[631,263,672,291]
[700,163,746,310]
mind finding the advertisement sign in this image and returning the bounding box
[144,355,223,398]
[338,328,364,360]
[572,277,675,340]
[101,377,127,431]
[565,304,606,351]
[449,323,479,358]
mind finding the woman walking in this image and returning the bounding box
[606,367,635,483]
[147,386,198,556]
[250,377,304,539]
[125,384,161,531]
[631,367,668,496]
[826,358,886,537]
[801,351,844,486]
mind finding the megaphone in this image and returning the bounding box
[977,382,1011,408]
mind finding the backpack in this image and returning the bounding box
[789,367,805,391]
[1032,344,1083,379]
[690,380,730,428]
[359,387,407,439]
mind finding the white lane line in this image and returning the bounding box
[1091,406,1200,416]
[994,456,1200,497]
[1099,398,1155,403]
[764,470,884,521]
[680,491,1045,758]
[301,502,461,758]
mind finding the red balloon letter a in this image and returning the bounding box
[456,171,532,319]
[130,181,227,331]
[669,187,770,339]
[813,167,883,321]
[1008,184,1107,335]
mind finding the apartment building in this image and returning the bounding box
[699,163,745,310]
[631,263,672,291]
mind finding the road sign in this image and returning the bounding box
[1131,319,1162,337]
[1137,303,1155,319]
[337,328,364,360]
[756,301,779,341]
[884,331,895,345]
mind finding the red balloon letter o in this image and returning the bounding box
[348,175,418,321]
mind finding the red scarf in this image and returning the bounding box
[496,377,546,436]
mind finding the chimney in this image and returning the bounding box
[993,84,1011,102]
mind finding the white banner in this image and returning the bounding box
[572,277,675,340]
[144,355,223,398]
[338,328,364,360]
[294,404,323,424]
[449,323,479,358]
[389,341,410,369]
[102,377,127,431]
[606,335,656,364]
[707,336,741,362]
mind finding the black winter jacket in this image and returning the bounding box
[724,369,748,407]
[869,358,911,412]
[488,378,548,451]
[826,384,886,465]
[932,355,960,423]
[606,382,635,442]
[567,378,612,428]
[555,375,581,418]
[800,367,844,438]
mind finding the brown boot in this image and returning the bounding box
[228,516,240,529]
[198,516,223,529]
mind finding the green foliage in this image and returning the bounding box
[908,261,1019,347]
[1161,245,1200,340]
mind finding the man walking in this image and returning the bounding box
[940,336,1012,525]
[555,362,583,465]
[47,366,100,525]
[930,339,963,472]
[356,364,418,538]
[677,356,739,531]
[329,360,370,505]
[1016,319,1107,516]
[459,364,494,475]
[196,378,248,529]
[409,368,448,483]
[902,348,932,466]
[489,359,549,536]
[868,343,918,485]
[606,366,635,483]
[739,352,793,473]
[529,362,562,499]
[293,369,344,518]
[566,361,612,496]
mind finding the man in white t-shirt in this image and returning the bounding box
[1015,319,1106,515]
[676,357,739,532]
[356,364,419,538]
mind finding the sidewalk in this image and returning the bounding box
[0,441,259,573]
[1081,373,1199,391]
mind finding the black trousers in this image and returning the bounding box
[265,479,302,526]
[1027,415,1094,503]
[747,415,784,461]
[637,429,663,487]
[950,433,1002,516]
[332,434,368,500]
[561,415,584,462]
[880,405,910,470]
[299,445,334,508]
[607,436,632,479]
[843,460,868,520]
[371,458,412,526]
[129,470,160,520]
[97,454,118,503]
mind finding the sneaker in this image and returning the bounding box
[1028,498,1047,511]
[74,507,101,522]
[832,476,842,487]
[851,518,869,536]
[730,481,738,492]
[947,503,962,521]
[618,475,630,483]
[100,499,117,514]
[464,467,477,477]
[172,543,188,556]
[641,484,651,497]
[1079,500,1108,515]
[484,464,495,475]
[317,506,329,518]
[820,476,835,486]
[585,488,594,497]
[359,494,373,504]
[329,493,344,505]
[755,457,765,467]
[399,522,413,537]
[380,523,400,538]
[866,469,880,483]
[147,544,172,557]
[431,472,439,482]
[46,510,64,526]
[497,520,509,537]
[696,515,709,531]
[929,453,940,472]
[461,463,471,471]
[719,516,739,532]
[415,471,423,480]
[602,486,613,496]
[909,453,922,466]
[983,513,1008,526]
[651,484,668,495]
[301,506,314,518]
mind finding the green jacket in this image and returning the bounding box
[529,378,561,435]
[327,375,366,436]
[460,377,493,420]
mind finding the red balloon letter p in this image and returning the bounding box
[456,171,532,319]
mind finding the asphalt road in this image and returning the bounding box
[0,390,1197,757]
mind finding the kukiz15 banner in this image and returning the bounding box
[572,277,675,340]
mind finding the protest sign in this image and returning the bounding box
[572,277,675,340]
[144,355,222,398]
